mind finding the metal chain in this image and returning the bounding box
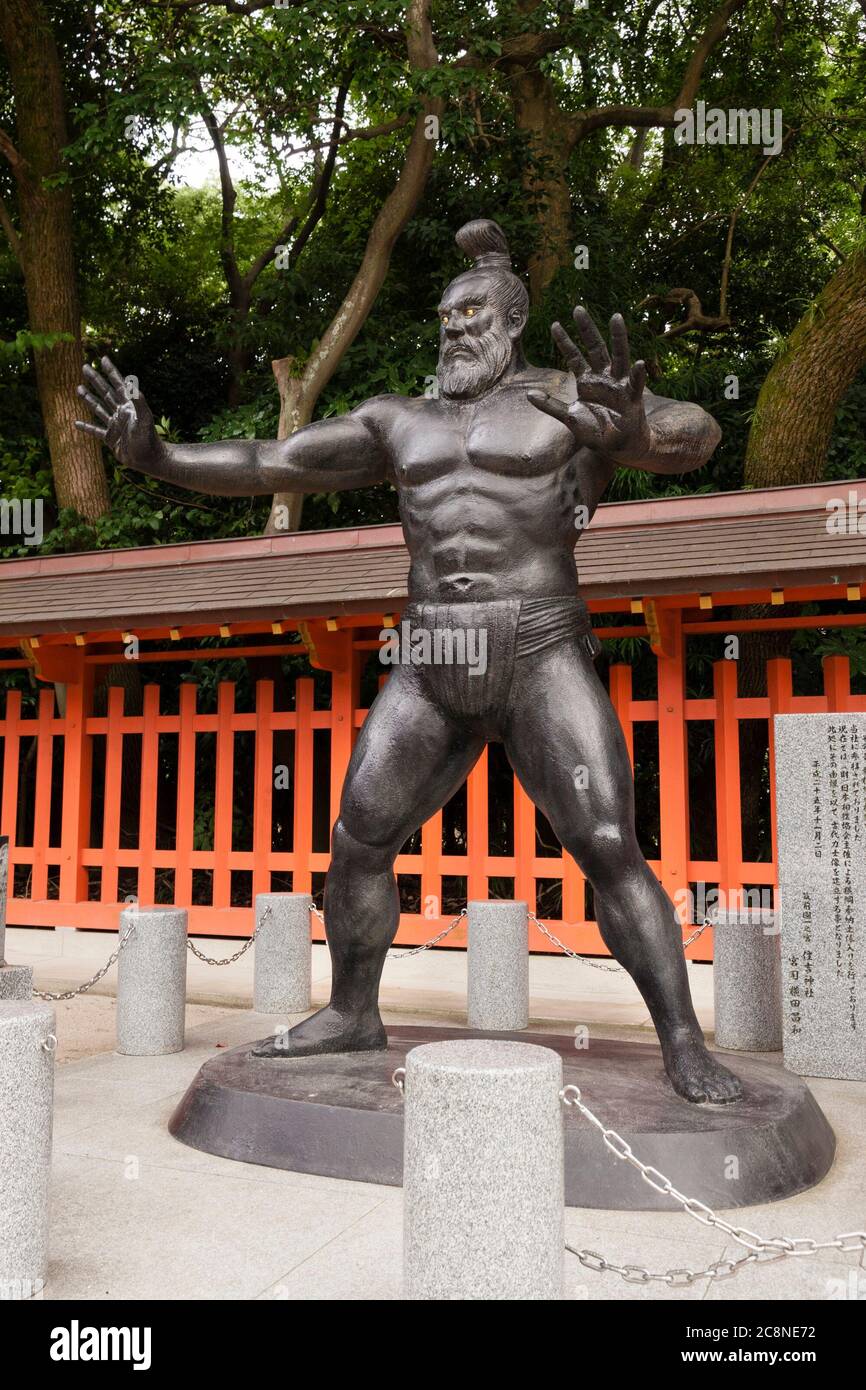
[32,923,137,1001]
[560,1083,866,1286]
[530,911,712,971]
[311,905,709,968]
[529,911,621,972]
[389,909,467,958]
[389,1068,864,1288]
[186,904,272,966]
[683,918,712,949]
[310,904,468,959]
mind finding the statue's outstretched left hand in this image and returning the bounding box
[74,357,161,471]
[527,308,650,461]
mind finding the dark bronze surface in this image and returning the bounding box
[169,1026,835,1210]
[77,218,740,1103]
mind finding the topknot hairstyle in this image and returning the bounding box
[453,218,529,326]
[455,218,511,269]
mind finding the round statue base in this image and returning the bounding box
[168,1026,835,1210]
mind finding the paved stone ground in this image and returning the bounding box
[6,927,866,1301]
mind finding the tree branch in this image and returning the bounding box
[719,138,790,318]
[194,77,243,302]
[297,0,442,407]
[0,193,21,261]
[572,0,749,141]
[241,77,350,293]
[267,0,442,528]
[0,125,23,170]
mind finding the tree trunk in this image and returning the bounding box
[738,249,866,845]
[507,64,575,304]
[0,0,110,520]
[265,357,312,533]
[745,248,866,487]
[265,0,442,534]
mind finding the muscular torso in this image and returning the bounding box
[362,368,611,603]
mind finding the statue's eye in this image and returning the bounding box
[465,307,476,317]
[440,314,449,326]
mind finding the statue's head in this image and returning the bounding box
[437,219,529,399]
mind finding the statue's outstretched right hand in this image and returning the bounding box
[75,357,160,470]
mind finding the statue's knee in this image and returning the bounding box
[331,815,397,868]
[570,821,636,882]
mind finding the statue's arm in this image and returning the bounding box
[139,411,387,497]
[75,357,388,496]
[528,313,721,477]
[627,390,721,476]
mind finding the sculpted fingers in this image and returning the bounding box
[527,389,572,426]
[101,356,129,399]
[82,362,123,408]
[609,313,631,379]
[551,321,589,378]
[76,385,112,425]
[572,306,610,372]
[74,419,108,440]
[629,359,647,397]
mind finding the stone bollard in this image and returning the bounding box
[712,907,782,1051]
[253,893,312,1013]
[0,835,32,1000]
[403,1039,564,1300]
[116,907,187,1056]
[467,900,529,1031]
[0,999,56,1298]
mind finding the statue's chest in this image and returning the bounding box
[393,396,572,486]
[464,399,573,477]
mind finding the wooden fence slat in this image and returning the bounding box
[823,654,851,711]
[656,612,690,924]
[713,659,742,914]
[513,775,536,910]
[252,679,275,900]
[100,685,126,904]
[58,660,94,905]
[329,637,359,829]
[609,663,634,766]
[212,682,235,908]
[175,682,197,906]
[420,810,442,920]
[766,657,793,873]
[138,685,160,906]
[30,688,55,900]
[1,689,21,846]
[293,678,314,897]
[466,748,488,903]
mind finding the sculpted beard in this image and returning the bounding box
[438,322,512,399]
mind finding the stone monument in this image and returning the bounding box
[76,217,741,1105]
[775,713,866,1080]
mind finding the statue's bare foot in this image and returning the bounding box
[251,1005,387,1059]
[662,1030,743,1104]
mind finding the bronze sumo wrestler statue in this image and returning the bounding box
[76,219,741,1103]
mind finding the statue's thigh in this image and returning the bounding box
[338,665,483,849]
[504,641,636,839]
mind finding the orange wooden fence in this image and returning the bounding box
[2,651,864,961]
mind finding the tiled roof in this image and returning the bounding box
[0,479,863,638]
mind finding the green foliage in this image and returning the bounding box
[0,329,74,358]
[0,0,864,555]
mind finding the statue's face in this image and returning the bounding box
[436,272,518,399]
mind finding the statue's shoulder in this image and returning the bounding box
[351,392,436,429]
